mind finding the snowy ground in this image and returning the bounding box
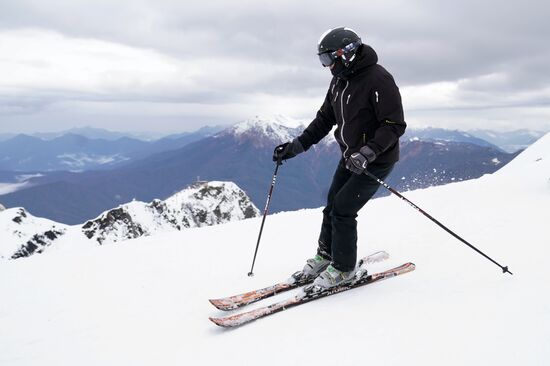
[1,134,549,366]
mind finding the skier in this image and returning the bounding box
[273,27,407,291]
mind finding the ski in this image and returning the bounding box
[209,250,389,311]
[209,261,415,328]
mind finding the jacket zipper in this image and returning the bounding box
[340,80,350,158]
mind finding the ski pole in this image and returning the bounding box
[248,157,283,277]
[365,170,513,275]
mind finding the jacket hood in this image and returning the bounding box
[336,44,378,80]
[354,45,378,71]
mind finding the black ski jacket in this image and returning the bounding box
[298,45,406,164]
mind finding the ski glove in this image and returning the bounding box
[273,138,304,162]
[345,145,377,175]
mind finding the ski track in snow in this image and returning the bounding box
[1,134,549,365]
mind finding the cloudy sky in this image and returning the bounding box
[1,0,549,134]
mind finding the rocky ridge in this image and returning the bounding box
[0,181,259,259]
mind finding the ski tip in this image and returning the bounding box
[209,317,223,326]
[399,262,416,273]
[209,317,231,328]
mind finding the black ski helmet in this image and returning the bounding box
[317,27,362,67]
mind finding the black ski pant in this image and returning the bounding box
[317,159,395,272]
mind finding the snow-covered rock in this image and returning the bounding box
[0,202,5,211]
[82,181,259,245]
[0,207,68,259]
[164,181,259,225]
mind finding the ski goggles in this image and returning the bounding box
[318,41,361,67]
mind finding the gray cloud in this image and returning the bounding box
[0,0,550,133]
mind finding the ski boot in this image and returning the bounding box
[287,254,331,285]
[306,264,356,293]
[302,254,331,278]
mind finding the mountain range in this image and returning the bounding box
[0,117,522,224]
[0,126,224,171]
[0,124,540,173]
[403,128,500,149]
[467,129,546,153]
[1,126,226,142]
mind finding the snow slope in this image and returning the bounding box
[1,134,549,365]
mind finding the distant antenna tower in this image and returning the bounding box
[192,176,207,188]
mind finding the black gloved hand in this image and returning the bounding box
[273,138,304,162]
[345,145,377,174]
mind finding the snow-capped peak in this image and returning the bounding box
[242,114,306,128]
[222,114,306,143]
